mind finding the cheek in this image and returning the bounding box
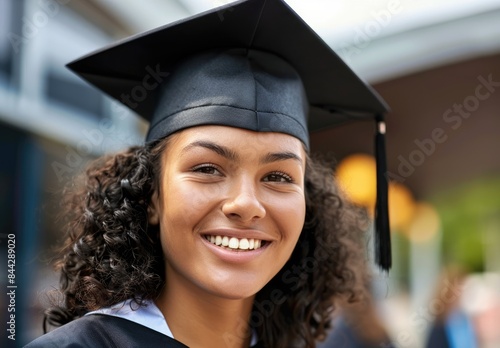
[160,179,224,234]
[267,193,306,241]
[157,183,200,266]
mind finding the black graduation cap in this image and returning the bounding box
[66,0,391,271]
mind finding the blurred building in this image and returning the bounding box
[1,0,499,347]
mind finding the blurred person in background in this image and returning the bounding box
[464,273,500,348]
[317,246,393,348]
[317,296,394,348]
[425,265,478,348]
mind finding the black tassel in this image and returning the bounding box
[375,117,391,271]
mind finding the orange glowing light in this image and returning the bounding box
[388,182,416,231]
[336,154,377,210]
[407,202,441,243]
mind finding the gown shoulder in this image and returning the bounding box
[24,314,188,348]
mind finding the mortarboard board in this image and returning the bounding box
[66,0,392,271]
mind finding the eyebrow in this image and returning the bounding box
[261,152,303,167]
[182,140,303,167]
[182,140,238,161]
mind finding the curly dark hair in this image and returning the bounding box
[44,137,369,347]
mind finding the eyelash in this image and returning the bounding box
[192,163,221,175]
[191,164,294,183]
[264,171,294,183]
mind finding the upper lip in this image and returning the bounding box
[200,228,275,242]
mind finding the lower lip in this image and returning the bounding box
[200,236,270,263]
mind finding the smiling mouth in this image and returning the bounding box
[204,235,268,251]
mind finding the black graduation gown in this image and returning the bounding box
[25,314,264,348]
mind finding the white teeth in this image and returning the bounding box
[239,238,249,250]
[205,235,265,250]
[254,239,261,249]
[229,237,239,249]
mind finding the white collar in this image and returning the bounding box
[86,299,173,337]
[86,299,258,346]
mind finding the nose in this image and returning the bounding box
[222,178,266,222]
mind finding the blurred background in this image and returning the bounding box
[0,0,499,347]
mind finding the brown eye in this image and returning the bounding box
[192,164,222,176]
[263,172,293,183]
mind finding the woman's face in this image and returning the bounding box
[149,125,306,300]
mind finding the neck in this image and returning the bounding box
[155,268,255,348]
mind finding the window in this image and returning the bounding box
[44,68,105,120]
[0,0,23,87]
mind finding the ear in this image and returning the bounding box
[148,190,160,225]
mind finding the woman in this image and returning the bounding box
[27,0,390,347]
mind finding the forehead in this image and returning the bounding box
[167,125,306,159]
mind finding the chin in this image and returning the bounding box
[200,273,271,300]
